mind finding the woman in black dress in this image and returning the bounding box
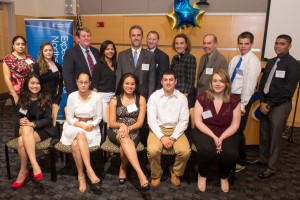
[33,42,63,105]
[12,72,55,189]
[91,40,117,122]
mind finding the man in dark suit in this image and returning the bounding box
[117,25,156,100]
[196,34,228,95]
[146,30,170,90]
[63,27,100,95]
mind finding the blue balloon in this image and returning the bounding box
[174,0,200,28]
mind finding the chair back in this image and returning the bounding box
[190,107,195,129]
[52,104,59,126]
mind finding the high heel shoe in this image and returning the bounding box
[12,170,29,189]
[87,171,101,193]
[119,177,127,185]
[78,175,86,192]
[141,183,150,192]
[34,172,43,182]
[197,174,206,192]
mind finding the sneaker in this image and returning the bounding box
[169,166,180,186]
[235,164,246,173]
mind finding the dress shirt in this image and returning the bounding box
[148,47,156,53]
[228,51,261,110]
[79,44,97,74]
[147,88,189,140]
[131,47,142,60]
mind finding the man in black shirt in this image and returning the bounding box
[253,34,300,178]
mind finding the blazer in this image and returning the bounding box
[62,44,100,95]
[117,48,156,99]
[154,48,170,90]
[196,50,228,95]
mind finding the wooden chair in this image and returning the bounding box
[5,104,59,182]
[51,108,103,182]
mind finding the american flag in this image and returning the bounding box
[75,0,82,36]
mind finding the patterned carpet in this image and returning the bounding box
[0,104,300,200]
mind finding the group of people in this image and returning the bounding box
[3,24,299,194]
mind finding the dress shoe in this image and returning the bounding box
[118,177,127,185]
[259,169,275,178]
[247,159,266,166]
[34,172,43,182]
[169,166,180,186]
[12,170,29,189]
[141,183,150,192]
[151,170,162,187]
[235,164,246,173]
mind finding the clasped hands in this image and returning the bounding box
[260,102,270,115]
[19,117,34,127]
[83,124,94,132]
[213,136,223,154]
[161,136,175,149]
[117,123,130,138]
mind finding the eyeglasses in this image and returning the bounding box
[77,81,90,86]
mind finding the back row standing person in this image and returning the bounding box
[146,30,170,90]
[91,40,117,122]
[63,27,100,95]
[33,42,63,105]
[196,33,228,95]
[170,33,196,108]
[228,32,261,171]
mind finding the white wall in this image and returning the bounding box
[13,0,76,17]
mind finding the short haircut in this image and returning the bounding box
[161,69,177,80]
[76,71,91,81]
[238,31,254,44]
[129,25,143,36]
[203,33,218,43]
[147,30,159,39]
[76,26,91,37]
[172,33,192,53]
[277,34,292,44]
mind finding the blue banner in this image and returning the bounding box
[25,19,74,120]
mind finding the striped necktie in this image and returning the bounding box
[85,49,94,75]
[230,57,243,83]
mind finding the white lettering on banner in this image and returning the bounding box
[52,36,59,63]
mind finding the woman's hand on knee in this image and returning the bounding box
[83,124,94,132]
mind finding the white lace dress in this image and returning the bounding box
[60,91,103,147]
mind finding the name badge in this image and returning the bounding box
[142,64,149,71]
[205,68,213,75]
[275,70,285,78]
[19,108,28,115]
[127,104,138,113]
[202,110,213,119]
[51,65,58,73]
[237,68,243,75]
[25,58,34,65]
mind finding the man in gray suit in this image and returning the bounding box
[196,34,228,95]
[117,25,156,100]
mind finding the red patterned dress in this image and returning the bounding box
[4,53,35,94]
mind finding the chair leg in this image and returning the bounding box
[50,147,57,182]
[5,145,11,179]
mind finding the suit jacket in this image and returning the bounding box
[62,44,100,95]
[117,48,156,99]
[154,48,170,90]
[196,50,228,95]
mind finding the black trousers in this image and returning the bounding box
[191,129,238,179]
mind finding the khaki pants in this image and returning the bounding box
[147,128,191,178]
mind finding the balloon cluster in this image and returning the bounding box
[166,0,205,30]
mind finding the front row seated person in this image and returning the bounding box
[147,69,191,187]
[190,69,241,193]
[60,72,102,193]
[107,73,150,191]
[12,72,56,189]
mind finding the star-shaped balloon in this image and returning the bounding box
[166,1,205,30]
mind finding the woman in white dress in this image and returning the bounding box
[61,72,102,192]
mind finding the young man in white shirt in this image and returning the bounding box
[228,32,261,171]
[147,69,191,187]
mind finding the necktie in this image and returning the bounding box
[264,58,280,94]
[133,50,138,67]
[85,49,94,75]
[198,55,209,80]
[230,57,243,83]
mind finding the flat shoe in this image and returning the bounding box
[220,179,229,193]
[197,175,206,192]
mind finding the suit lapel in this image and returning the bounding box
[207,50,219,68]
[136,49,146,71]
[125,49,136,70]
[76,45,89,70]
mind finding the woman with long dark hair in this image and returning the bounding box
[91,40,117,122]
[107,73,150,191]
[3,36,35,104]
[33,42,63,105]
[12,72,55,189]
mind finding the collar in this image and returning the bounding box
[277,53,290,61]
[148,47,156,52]
[79,44,91,52]
[131,47,142,53]
[240,50,254,60]
[158,88,179,98]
